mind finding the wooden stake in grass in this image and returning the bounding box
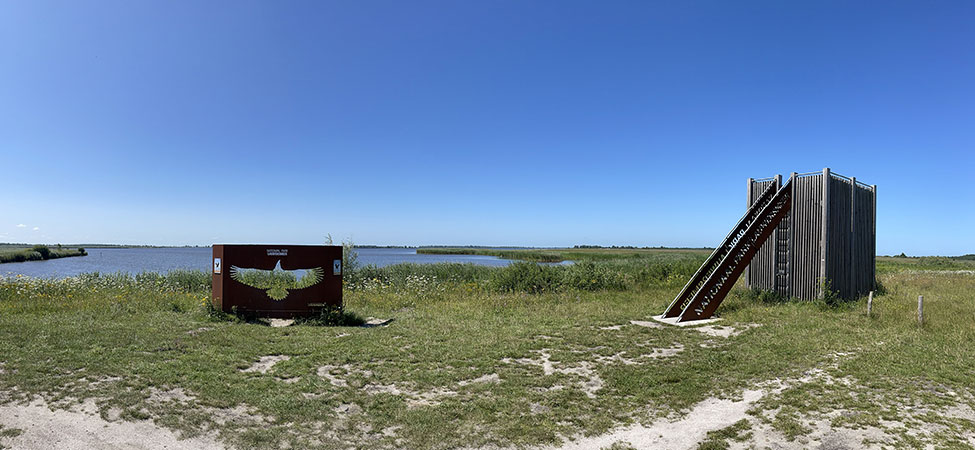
[918,295,924,327]
[867,291,873,317]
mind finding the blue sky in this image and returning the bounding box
[1,1,972,255]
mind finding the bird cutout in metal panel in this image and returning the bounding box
[229,260,324,301]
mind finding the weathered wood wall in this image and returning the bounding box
[746,169,875,300]
[789,172,826,300]
[746,177,779,292]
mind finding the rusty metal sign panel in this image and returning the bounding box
[212,244,343,318]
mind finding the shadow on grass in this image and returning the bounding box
[204,301,371,327]
[295,307,367,327]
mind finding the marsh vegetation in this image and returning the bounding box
[0,244,86,264]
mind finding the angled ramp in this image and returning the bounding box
[663,176,793,322]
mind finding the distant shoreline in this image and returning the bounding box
[0,246,87,264]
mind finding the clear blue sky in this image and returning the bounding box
[1,1,972,255]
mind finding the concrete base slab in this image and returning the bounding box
[363,317,394,328]
[651,314,722,327]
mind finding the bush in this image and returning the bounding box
[32,245,51,259]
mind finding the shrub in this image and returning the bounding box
[32,245,51,259]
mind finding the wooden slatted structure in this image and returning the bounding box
[746,168,876,300]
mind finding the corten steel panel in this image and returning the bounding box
[212,245,343,318]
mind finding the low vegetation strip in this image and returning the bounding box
[415,247,567,262]
[1,250,974,449]
[0,245,86,264]
[415,246,713,263]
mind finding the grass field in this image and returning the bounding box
[1,251,974,449]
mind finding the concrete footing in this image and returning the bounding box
[651,314,722,327]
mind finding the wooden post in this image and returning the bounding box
[773,174,782,293]
[918,295,924,326]
[850,176,857,298]
[867,291,873,317]
[788,172,797,297]
[819,168,831,298]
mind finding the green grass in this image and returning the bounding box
[877,255,975,273]
[1,252,974,448]
[0,245,87,264]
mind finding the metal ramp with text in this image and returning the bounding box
[661,175,794,323]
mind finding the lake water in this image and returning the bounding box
[0,247,526,279]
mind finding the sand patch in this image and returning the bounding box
[148,387,195,403]
[694,323,761,338]
[335,403,362,415]
[86,376,122,388]
[316,364,456,407]
[241,355,290,374]
[547,358,898,449]
[734,415,903,449]
[316,364,373,388]
[599,325,623,331]
[206,404,268,426]
[362,383,457,407]
[531,403,552,415]
[503,350,604,399]
[317,365,350,387]
[647,344,685,359]
[362,383,403,395]
[551,389,767,449]
[629,320,663,329]
[0,397,224,450]
[458,373,501,386]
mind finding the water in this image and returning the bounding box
[0,247,526,279]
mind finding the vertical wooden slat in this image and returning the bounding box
[787,172,796,297]
[851,177,857,298]
[819,168,830,298]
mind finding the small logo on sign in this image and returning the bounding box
[213,258,222,274]
[333,259,342,275]
[267,248,288,256]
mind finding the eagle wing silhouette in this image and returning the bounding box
[229,260,325,301]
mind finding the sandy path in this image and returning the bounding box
[551,389,764,449]
[0,398,225,450]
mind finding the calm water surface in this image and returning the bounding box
[0,247,522,279]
